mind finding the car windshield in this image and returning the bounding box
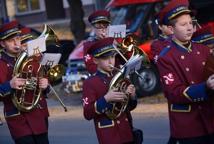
[109,2,164,41]
[110,4,150,30]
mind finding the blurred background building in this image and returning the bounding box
[0,0,110,25]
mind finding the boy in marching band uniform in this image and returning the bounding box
[82,37,137,144]
[83,10,111,74]
[156,0,214,143]
[0,20,49,144]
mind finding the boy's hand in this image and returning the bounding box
[104,89,127,103]
[10,76,26,90]
[39,78,49,89]
[126,84,136,99]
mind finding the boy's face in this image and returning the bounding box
[0,36,21,54]
[94,54,116,73]
[93,22,110,39]
[170,14,194,42]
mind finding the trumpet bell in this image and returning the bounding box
[39,24,61,47]
[47,64,65,82]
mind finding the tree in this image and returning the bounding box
[67,0,86,45]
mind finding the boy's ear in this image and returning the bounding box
[158,25,163,31]
[0,41,5,48]
[167,25,174,34]
[93,57,98,64]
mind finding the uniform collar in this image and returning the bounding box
[159,34,168,40]
[96,69,113,78]
[1,50,17,65]
[172,38,192,52]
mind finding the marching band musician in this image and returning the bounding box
[82,10,111,74]
[20,27,34,51]
[192,25,214,49]
[82,37,137,144]
[151,10,173,63]
[0,20,50,144]
[155,0,214,143]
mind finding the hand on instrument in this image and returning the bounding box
[10,76,26,90]
[104,89,128,103]
[207,74,214,90]
[39,78,49,89]
[126,84,136,99]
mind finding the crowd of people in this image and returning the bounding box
[1,0,214,144]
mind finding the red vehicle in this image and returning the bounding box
[67,0,214,96]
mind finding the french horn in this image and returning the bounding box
[105,34,149,119]
[12,24,67,112]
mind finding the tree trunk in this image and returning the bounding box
[67,0,86,44]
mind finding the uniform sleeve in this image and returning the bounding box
[82,80,112,120]
[157,56,208,104]
[127,98,137,111]
[0,81,13,97]
[0,61,13,98]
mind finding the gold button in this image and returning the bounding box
[185,67,190,72]
[197,51,200,55]
[202,62,206,66]
[117,120,120,124]
[181,55,185,60]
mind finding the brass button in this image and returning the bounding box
[181,55,185,60]
[202,62,206,66]
[185,67,190,72]
[117,120,120,124]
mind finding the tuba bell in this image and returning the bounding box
[105,35,150,119]
[12,24,66,112]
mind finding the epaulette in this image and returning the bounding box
[154,45,171,63]
[159,45,171,57]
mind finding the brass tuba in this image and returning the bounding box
[105,34,149,119]
[12,24,66,112]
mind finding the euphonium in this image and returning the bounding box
[12,52,43,112]
[105,35,149,119]
[105,66,131,120]
[12,24,66,112]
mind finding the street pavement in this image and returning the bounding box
[0,94,170,144]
